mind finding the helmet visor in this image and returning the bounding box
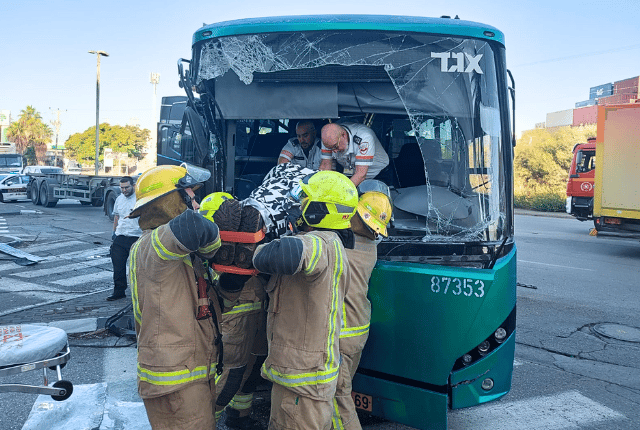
[177,162,211,189]
[288,173,314,203]
[357,179,391,200]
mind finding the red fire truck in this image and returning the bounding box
[565,137,595,220]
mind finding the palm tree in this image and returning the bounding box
[6,106,52,163]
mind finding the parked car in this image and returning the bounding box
[21,165,63,175]
[0,174,31,202]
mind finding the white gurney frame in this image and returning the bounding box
[0,325,73,401]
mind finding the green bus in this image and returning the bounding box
[164,14,516,429]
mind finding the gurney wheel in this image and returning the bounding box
[51,380,73,401]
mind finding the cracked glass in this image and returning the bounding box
[195,30,507,243]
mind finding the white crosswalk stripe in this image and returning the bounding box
[51,270,114,286]
[22,240,86,253]
[448,390,625,429]
[12,257,111,277]
[0,278,69,294]
[0,236,114,317]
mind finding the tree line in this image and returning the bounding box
[6,106,150,167]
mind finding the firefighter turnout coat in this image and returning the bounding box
[340,233,377,356]
[253,230,350,401]
[333,232,378,429]
[129,210,222,399]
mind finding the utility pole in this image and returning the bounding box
[150,73,160,126]
[49,108,66,169]
[89,50,109,175]
[149,73,160,169]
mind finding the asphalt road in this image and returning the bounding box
[0,202,638,429]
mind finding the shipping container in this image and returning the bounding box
[589,83,613,100]
[597,93,635,106]
[546,109,573,128]
[573,105,598,127]
[575,99,596,108]
[613,76,639,95]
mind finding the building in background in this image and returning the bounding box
[0,110,16,153]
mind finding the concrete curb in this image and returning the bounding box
[514,209,574,219]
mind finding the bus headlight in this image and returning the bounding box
[462,354,473,366]
[478,341,490,356]
[481,378,494,391]
[494,327,507,343]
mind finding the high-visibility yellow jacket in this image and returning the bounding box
[340,233,377,355]
[129,210,221,399]
[253,230,350,401]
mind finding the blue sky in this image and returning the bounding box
[1,0,639,143]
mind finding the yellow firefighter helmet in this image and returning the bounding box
[298,171,358,230]
[357,191,392,237]
[199,192,234,222]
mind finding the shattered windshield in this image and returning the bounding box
[195,30,507,243]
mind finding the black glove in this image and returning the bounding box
[284,206,304,234]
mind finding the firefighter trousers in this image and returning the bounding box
[269,383,333,430]
[331,351,364,430]
[143,379,216,430]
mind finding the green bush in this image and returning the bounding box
[514,191,565,212]
[514,125,596,213]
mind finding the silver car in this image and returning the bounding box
[0,174,31,202]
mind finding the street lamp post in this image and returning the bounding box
[88,50,109,175]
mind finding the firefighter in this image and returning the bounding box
[332,181,393,429]
[252,170,358,430]
[127,164,242,430]
[199,192,269,430]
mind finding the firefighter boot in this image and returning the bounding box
[234,205,263,269]
[224,407,266,430]
[212,199,242,266]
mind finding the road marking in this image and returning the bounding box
[448,390,625,429]
[51,270,113,286]
[0,287,111,318]
[22,240,85,252]
[519,259,595,271]
[12,257,111,277]
[0,278,69,294]
[0,245,110,272]
[53,246,111,261]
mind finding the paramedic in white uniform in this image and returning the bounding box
[319,122,389,186]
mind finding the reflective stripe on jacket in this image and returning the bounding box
[258,230,349,400]
[128,211,221,398]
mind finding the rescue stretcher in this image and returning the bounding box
[0,324,73,401]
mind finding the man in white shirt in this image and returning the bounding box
[277,120,322,170]
[107,176,142,301]
[319,122,389,186]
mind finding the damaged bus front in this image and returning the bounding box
[170,15,516,429]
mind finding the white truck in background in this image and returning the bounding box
[27,172,126,220]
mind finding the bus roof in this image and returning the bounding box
[193,15,504,46]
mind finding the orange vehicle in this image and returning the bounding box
[565,137,595,220]
[592,103,640,237]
